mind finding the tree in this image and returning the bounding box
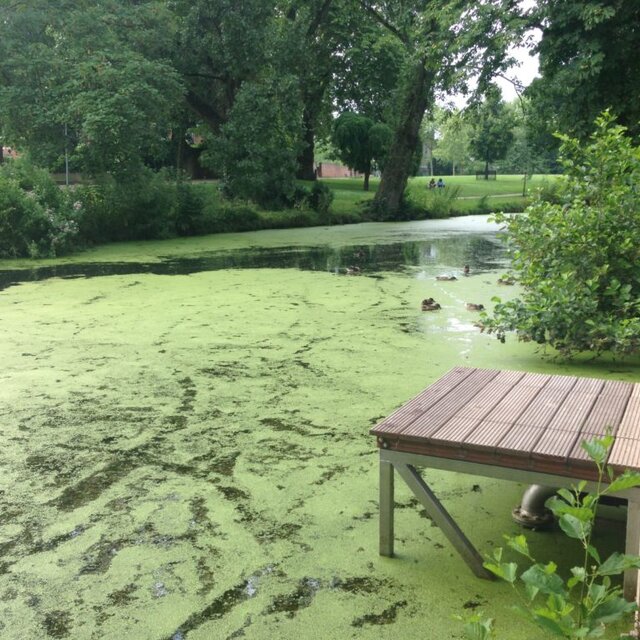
[482,113,640,357]
[357,1,523,216]
[0,1,184,177]
[205,75,304,208]
[527,0,640,142]
[433,110,472,176]
[468,84,514,178]
[332,112,392,190]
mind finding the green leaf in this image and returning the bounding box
[521,564,566,596]
[559,513,592,540]
[587,594,637,627]
[596,552,640,576]
[581,439,610,465]
[506,534,531,558]
[525,583,540,602]
[484,561,518,584]
[556,488,576,505]
[568,566,587,589]
[462,615,494,640]
[587,545,602,564]
[604,471,640,494]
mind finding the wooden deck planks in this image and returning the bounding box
[372,367,640,477]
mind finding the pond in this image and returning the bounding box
[0,216,637,639]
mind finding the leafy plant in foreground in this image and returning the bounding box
[480,434,640,638]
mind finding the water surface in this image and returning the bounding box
[0,217,637,639]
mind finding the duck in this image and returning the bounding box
[345,266,361,275]
[436,275,457,281]
[463,265,470,276]
[497,276,515,285]
[421,298,441,311]
[466,303,485,311]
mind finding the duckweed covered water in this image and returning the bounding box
[1,217,638,639]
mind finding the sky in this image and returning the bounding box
[496,39,541,101]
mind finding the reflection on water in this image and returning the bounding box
[0,235,506,291]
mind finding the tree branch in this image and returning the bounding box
[357,1,408,45]
[306,0,333,37]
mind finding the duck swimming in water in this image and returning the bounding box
[421,298,441,311]
[497,276,515,285]
[465,303,485,311]
[435,275,457,281]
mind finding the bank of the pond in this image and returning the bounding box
[0,220,636,640]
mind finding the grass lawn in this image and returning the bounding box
[322,174,561,217]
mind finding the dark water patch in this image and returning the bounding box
[264,577,321,618]
[217,485,250,502]
[314,465,346,485]
[351,600,407,627]
[196,556,217,595]
[166,567,276,639]
[200,363,249,380]
[189,496,223,537]
[255,522,301,544]
[260,417,308,436]
[165,415,188,430]
[332,576,389,595]
[51,458,138,512]
[79,536,127,574]
[178,377,197,413]
[208,452,240,477]
[43,610,73,638]
[0,237,505,291]
[107,583,138,606]
[463,596,486,610]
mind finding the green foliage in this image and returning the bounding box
[482,113,640,356]
[76,170,178,242]
[204,75,304,209]
[0,1,183,176]
[404,183,462,219]
[0,159,79,258]
[528,0,640,141]
[307,182,334,220]
[332,112,392,190]
[468,84,515,174]
[482,434,640,639]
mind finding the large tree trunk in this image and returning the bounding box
[374,61,434,216]
[296,107,316,181]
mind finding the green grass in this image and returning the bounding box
[320,174,561,217]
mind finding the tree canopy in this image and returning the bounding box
[527,0,640,142]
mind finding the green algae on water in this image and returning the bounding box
[0,219,638,640]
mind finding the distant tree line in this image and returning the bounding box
[0,0,638,217]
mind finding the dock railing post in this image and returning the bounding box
[379,457,394,557]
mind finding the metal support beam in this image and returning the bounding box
[393,461,493,580]
[379,459,394,557]
[625,501,640,603]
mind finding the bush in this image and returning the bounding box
[482,112,640,356]
[307,182,334,220]
[75,169,184,242]
[0,160,80,258]
[402,183,462,220]
[192,200,263,235]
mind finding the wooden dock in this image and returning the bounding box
[371,367,640,599]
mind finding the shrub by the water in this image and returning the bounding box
[482,112,640,357]
[0,159,80,258]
